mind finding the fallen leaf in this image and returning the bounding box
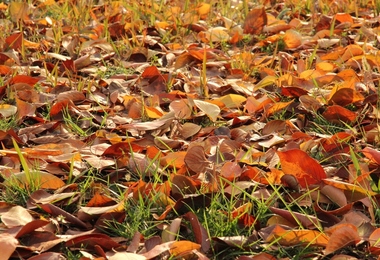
[266,225,329,246]
[217,94,247,108]
[184,146,210,173]
[169,240,201,257]
[324,224,360,255]
[243,7,267,35]
[277,149,326,188]
[5,171,65,190]
[194,99,220,122]
[0,233,18,259]
[1,205,34,228]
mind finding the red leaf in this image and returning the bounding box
[10,75,40,86]
[141,65,161,78]
[270,207,322,229]
[49,99,74,119]
[183,212,210,253]
[5,32,23,50]
[102,142,143,157]
[8,219,50,238]
[0,65,12,76]
[322,105,357,124]
[281,86,308,97]
[65,233,120,251]
[325,224,360,255]
[39,204,88,229]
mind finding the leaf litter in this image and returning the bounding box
[1,0,380,259]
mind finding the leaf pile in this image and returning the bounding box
[1,0,380,259]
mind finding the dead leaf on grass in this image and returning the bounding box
[277,149,326,188]
[243,7,267,35]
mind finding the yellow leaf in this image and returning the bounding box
[9,2,30,22]
[217,94,247,108]
[157,192,176,207]
[254,75,277,91]
[197,3,211,16]
[145,105,164,119]
[267,215,295,227]
[201,27,230,43]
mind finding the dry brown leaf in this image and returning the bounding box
[243,7,267,35]
[0,233,18,259]
[184,146,210,173]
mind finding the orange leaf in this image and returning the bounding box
[264,100,293,118]
[266,225,329,247]
[10,75,40,86]
[174,53,196,70]
[283,29,302,49]
[144,105,164,119]
[277,149,326,188]
[102,142,143,157]
[169,240,201,257]
[322,179,377,196]
[6,172,65,190]
[243,7,267,34]
[320,46,346,60]
[245,96,273,114]
[0,65,11,76]
[334,13,354,24]
[141,65,161,78]
[86,192,115,207]
[369,228,380,247]
[0,234,18,258]
[15,97,36,120]
[160,151,186,169]
[341,44,363,62]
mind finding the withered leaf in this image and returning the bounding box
[243,7,267,35]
